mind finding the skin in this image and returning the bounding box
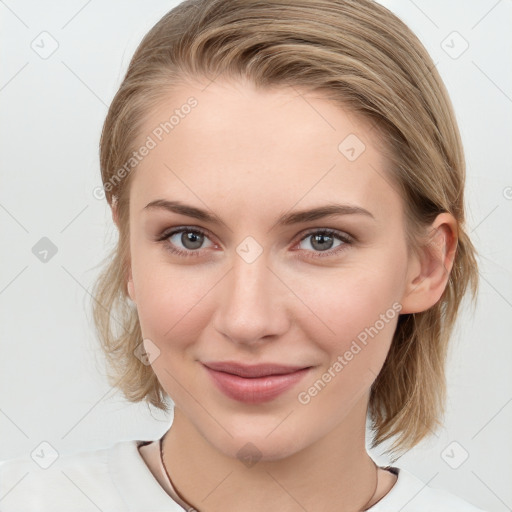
[112,76,457,512]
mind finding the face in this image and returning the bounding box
[124,77,416,461]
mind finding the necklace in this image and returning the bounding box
[159,433,379,512]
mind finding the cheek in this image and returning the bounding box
[295,272,402,413]
[131,250,213,347]
[133,266,208,401]
[294,254,406,373]
[303,267,402,336]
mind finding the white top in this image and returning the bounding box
[0,438,487,511]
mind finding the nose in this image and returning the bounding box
[212,251,290,347]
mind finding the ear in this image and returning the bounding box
[111,196,137,304]
[400,213,458,314]
[111,195,119,229]
[127,266,136,304]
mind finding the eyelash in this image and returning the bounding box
[156,226,354,260]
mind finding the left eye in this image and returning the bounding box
[298,229,348,252]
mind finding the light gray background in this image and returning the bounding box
[1,1,511,510]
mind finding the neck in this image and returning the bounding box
[162,394,382,512]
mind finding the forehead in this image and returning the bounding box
[129,78,402,223]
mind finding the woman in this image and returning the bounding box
[0,0,486,510]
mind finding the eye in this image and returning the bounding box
[157,226,215,258]
[295,229,353,258]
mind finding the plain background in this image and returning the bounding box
[0,1,511,510]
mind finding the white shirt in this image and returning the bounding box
[0,439,487,511]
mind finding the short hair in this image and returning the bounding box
[91,0,479,459]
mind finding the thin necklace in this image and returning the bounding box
[160,433,380,512]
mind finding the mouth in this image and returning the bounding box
[201,361,313,404]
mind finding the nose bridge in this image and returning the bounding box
[213,247,287,345]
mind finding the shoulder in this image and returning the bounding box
[0,440,140,511]
[369,466,489,512]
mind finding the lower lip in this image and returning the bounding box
[203,365,312,404]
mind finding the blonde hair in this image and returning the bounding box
[92,0,479,459]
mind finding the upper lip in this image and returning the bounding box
[202,361,311,378]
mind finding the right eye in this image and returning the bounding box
[157,226,216,257]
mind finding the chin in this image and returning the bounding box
[210,428,308,464]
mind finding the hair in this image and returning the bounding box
[91,0,479,460]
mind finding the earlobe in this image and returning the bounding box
[400,213,458,314]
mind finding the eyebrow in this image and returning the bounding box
[143,199,375,229]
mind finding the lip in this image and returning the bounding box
[202,361,312,404]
